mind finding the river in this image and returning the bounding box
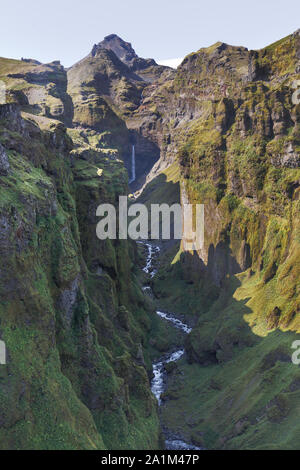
[138,241,202,451]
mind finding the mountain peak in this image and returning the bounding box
[91,34,157,71]
[92,34,139,66]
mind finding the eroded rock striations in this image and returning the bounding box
[0,44,164,448]
[141,32,300,450]
[0,30,299,450]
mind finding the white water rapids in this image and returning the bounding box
[138,240,202,451]
[140,242,160,278]
[151,349,185,406]
[156,311,192,334]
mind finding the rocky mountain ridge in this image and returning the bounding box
[0,30,299,450]
[92,34,157,71]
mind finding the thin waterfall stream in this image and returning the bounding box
[138,241,202,451]
[129,145,136,184]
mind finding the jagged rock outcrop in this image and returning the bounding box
[92,34,156,70]
[92,34,171,82]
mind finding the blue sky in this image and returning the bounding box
[1,0,299,67]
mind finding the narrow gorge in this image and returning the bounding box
[0,30,299,450]
[138,240,201,450]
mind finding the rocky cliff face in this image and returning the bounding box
[0,30,299,450]
[133,32,299,278]
[140,31,300,449]
[1,58,73,125]
[0,37,172,187]
[0,58,161,448]
[92,34,171,82]
[92,34,156,72]
[66,36,174,187]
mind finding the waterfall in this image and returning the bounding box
[129,145,136,184]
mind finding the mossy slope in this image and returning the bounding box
[0,102,160,450]
[137,31,300,449]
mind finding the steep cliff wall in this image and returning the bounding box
[0,29,299,450]
[141,32,300,449]
[0,102,160,449]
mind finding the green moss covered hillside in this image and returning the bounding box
[0,29,299,450]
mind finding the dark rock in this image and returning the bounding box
[267,306,281,330]
[0,144,10,175]
[92,34,157,71]
[271,143,300,168]
[57,276,80,328]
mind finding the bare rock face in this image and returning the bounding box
[92,34,157,71]
[90,34,172,85]
[271,142,300,168]
[57,276,80,329]
[3,60,72,125]
[0,143,10,175]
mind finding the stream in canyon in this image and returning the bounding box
[138,241,202,451]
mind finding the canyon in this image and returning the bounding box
[0,30,299,450]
